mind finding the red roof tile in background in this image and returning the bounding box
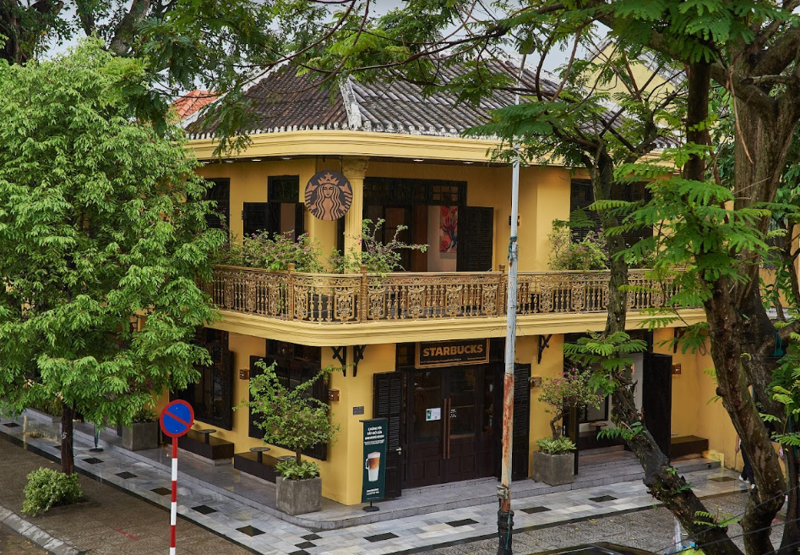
[174,90,218,119]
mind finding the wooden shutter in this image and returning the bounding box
[512,363,531,480]
[374,372,404,498]
[295,203,306,238]
[216,339,235,430]
[457,206,494,272]
[642,352,673,459]
[304,375,329,461]
[242,203,269,237]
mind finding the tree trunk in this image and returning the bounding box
[60,402,75,475]
[699,86,799,554]
[589,143,742,554]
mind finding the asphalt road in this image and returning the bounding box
[0,524,48,554]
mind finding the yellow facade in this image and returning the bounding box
[177,132,735,507]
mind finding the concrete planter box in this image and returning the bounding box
[24,408,62,424]
[275,476,322,515]
[532,451,575,486]
[122,421,159,451]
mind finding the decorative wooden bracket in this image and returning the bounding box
[331,346,347,376]
[537,334,553,364]
[352,345,367,378]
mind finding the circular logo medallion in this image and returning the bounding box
[305,171,353,221]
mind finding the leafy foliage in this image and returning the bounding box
[22,468,82,516]
[0,41,224,455]
[238,360,339,465]
[548,222,608,271]
[538,367,604,440]
[329,219,428,275]
[217,231,324,273]
[535,436,576,455]
[275,459,320,481]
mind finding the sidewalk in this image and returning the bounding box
[0,412,748,555]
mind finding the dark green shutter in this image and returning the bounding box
[457,207,494,271]
[374,372,404,498]
[242,203,269,237]
[512,363,531,480]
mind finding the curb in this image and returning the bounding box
[0,505,84,555]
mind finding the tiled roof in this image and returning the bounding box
[173,90,218,119]
[185,62,559,140]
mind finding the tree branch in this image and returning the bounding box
[109,0,152,56]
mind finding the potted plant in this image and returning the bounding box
[239,361,339,515]
[532,367,603,485]
[121,407,159,451]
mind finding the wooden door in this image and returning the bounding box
[643,352,673,459]
[444,367,480,482]
[406,369,445,487]
[373,372,404,498]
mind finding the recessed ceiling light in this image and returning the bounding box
[464,161,474,165]
[224,160,234,163]
[413,159,424,162]
[251,158,262,162]
[281,156,292,160]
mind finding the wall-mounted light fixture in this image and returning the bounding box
[238,369,250,380]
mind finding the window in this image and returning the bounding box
[569,179,652,249]
[204,179,230,231]
[173,328,234,430]
[249,340,328,460]
[243,176,304,239]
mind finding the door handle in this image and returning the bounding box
[444,399,451,460]
[395,447,403,455]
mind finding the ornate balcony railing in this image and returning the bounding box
[206,265,683,324]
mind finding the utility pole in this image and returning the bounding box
[497,53,527,555]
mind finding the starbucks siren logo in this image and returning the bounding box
[305,171,353,221]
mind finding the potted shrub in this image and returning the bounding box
[532,367,603,485]
[239,361,339,516]
[121,407,159,451]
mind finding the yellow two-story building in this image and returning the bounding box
[170,65,734,506]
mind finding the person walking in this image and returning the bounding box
[736,436,755,489]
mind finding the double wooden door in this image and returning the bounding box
[406,366,495,488]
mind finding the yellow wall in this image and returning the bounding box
[200,158,575,273]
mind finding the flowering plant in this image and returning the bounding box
[217,231,323,272]
[330,219,428,275]
[537,367,603,441]
[548,221,608,271]
[237,361,339,479]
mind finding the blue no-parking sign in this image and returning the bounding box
[160,400,194,438]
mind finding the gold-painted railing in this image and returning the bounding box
[206,265,681,324]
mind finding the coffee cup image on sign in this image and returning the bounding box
[365,452,381,482]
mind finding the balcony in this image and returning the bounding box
[204,266,701,345]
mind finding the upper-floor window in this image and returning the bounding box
[242,175,305,239]
[205,178,230,231]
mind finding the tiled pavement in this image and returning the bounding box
[0,412,748,555]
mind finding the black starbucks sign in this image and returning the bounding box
[415,339,489,368]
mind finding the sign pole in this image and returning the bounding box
[170,437,178,555]
[159,400,194,555]
[498,52,528,555]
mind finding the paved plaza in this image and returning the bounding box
[0,412,752,555]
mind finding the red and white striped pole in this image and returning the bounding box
[170,437,178,555]
[160,400,193,555]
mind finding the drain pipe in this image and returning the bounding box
[498,52,527,555]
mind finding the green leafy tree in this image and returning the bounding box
[0,40,224,475]
[239,361,339,476]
